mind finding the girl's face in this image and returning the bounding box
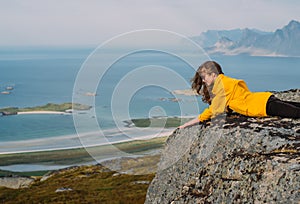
[200,70,217,86]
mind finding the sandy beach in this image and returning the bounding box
[17,111,69,115]
[0,110,177,172]
[0,126,174,154]
[0,135,168,172]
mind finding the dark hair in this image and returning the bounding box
[191,61,224,104]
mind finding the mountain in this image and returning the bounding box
[191,29,246,48]
[191,20,300,57]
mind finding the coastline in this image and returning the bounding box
[0,114,182,173]
[0,127,174,154]
[0,102,91,116]
[17,111,68,115]
[0,134,169,172]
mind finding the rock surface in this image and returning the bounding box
[0,175,35,189]
[146,89,300,203]
[100,154,160,175]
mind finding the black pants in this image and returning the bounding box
[266,95,300,119]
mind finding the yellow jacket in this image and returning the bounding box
[198,74,272,122]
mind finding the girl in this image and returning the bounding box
[179,61,300,129]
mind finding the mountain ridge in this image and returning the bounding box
[191,20,300,57]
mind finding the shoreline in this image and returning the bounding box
[17,110,68,115]
[0,115,184,155]
[0,102,91,116]
[0,134,169,172]
[0,128,174,155]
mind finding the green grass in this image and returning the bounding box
[0,165,155,204]
[131,117,193,128]
[0,102,91,113]
[0,138,166,203]
[0,148,93,166]
[0,170,48,177]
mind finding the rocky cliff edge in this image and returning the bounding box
[146,89,300,203]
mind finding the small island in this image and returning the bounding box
[172,89,198,96]
[0,103,92,116]
[125,116,194,128]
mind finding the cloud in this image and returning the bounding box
[0,0,299,46]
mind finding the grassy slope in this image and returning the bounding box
[0,139,164,203]
[0,115,186,203]
[0,165,155,204]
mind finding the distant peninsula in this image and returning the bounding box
[0,103,92,116]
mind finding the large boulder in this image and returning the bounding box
[146,90,300,203]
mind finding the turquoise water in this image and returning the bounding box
[0,48,299,153]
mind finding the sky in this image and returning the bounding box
[0,0,299,47]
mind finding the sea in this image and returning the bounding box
[0,47,299,170]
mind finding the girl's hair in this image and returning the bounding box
[191,61,224,104]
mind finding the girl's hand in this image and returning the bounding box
[178,117,200,129]
[179,124,187,129]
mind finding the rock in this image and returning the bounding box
[5,86,14,91]
[100,154,160,175]
[130,180,150,185]
[0,175,35,189]
[1,111,17,116]
[1,91,11,95]
[182,186,189,194]
[172,89,198,96]
[55,187,73,193]
[145,89,300,204]
[273,89,300,102]
[112,172,121,177]
[40,174,53,182]
[84,92,97,96]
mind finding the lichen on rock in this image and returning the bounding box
[146,89,300,204]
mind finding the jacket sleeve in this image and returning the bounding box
[198,89,227,122]
[198,108,212,122]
